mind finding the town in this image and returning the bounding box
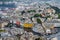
[0,0,60,40]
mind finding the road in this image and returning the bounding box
[46,32,60,40]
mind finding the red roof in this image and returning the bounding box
[16,21,20,25]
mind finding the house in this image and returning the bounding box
[43,8,55,17]
[44,23,57,34]
[46,19,60,23]
[44,19,60,33]
[46,19,60,27]
[0,21,8,28]
[51,36,60,40]
[51,37,58,40]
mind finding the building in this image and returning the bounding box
[0,21,8,28]
[23,23,34,28]
[51,37,58,40]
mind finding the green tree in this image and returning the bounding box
[44,15,51,22]
[27,10,36,13]
[34,14,40,17]
[30,10,36,12]
[50,6,60,14]
[40,14,42,17]
[27,10,31,13]
[46,15,51,18]
[37,18,42,24]
[58,14,60,19]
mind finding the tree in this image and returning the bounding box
[50,6,60,14]
[21,10,26,15]
[38,10,42,12]
[45,3,60,14]
[58,14,60,19]
[44,15,51,22]
[0,34,1,37]
[27,10,36,13]
[40,14,42,17]
[27,10,31,13]
[5,23,13,28]
[46,15,51,18]
[37,18,47,35]
[37,18,42,24]
[30,10,36,12]
[35,38,40,40]
[34,14,40,17]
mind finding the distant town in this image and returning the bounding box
[0,0,60,40]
